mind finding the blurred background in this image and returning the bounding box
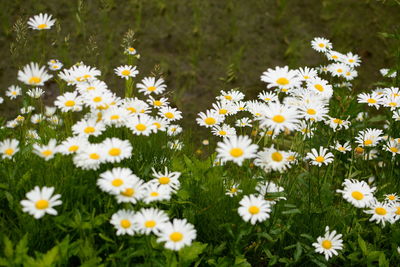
[0,0,399,130]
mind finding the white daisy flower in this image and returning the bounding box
[327,63,349,78]
[72,118,106,137]
[18,63,52,86]
[211,124,236,138]
[196,110,224,128]
[102,138,133,163]
[110,210,137,236]
[211,101,237,116]
[225,183,242,197]
[97,168,138,195]
[216,90,245,102]
[343,52,361,67]
[167,124,183,136]
[122,97,151,115]
[102,107,131,127]
[299,102,329,122]
[127,114,157,136]
[133,208,169,235]
[137,77,167,95]
[0,139,19,159]
[235,117,252,128]
[142,183,172,204]
[256,181,286,202]
[26,87,45,99]
[306,77,333,99]
[32,139,58,161]
[331,141,351,153]
[312,226,343,261]
[6,85,22,99]
[44,106,57,117]
[168,140,183,151]
[76,80,108,94]
[306,147,334,167]
[216,135,258,166]
[238,194,272,224]
[156,219,197,251]
[355,128,383,147]
[54,91,83,112]
[148,167,181,192]
[257,102,301,135]
[158,106,183,121]
[261,66,301,91]
[27,13,56,30]
[257,91,279,103]
[311,37,332,53]
[125,47,137,55]
[383,139,400,156]
[73,144,106,170]
[147,96,170,109]
[336,179,376,208]
[364,200,396,227]
[357,92,383,109]
[59,64,101,85]
[57,136,88,155]
[20,186,62,219]
[115,178,146,204]
[30,114,45,124]
[114,65,139,79]
[325,117,351,132]
[254,146,291,173]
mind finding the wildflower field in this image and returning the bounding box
[1,1,400,266]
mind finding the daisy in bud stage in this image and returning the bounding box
[306,147,334,166]
[355,128,383,147]
[148,167,181,192]
[6,85,22,99]
[312,226,343,261]
[110,209,137,236]
[196,110,224,128]
[133,208,169,235]
[102,138,133,163]
[114,65,139,79]
[168,140,183,151]
[137,77,167,95]
[0,139,19,159]
[336,179,376,208]
[156,218,197,251]
[97,168,138,195]
[261,66,301,91]
[364,200,396,227]
[216,135,258,166]
[20,186,62,219]
[33,139,58,161]
[48,59,63,71]
[331,141,351,153]
[238,194,272,224]
[126,47,137,55]
[18,63,52,86]
[311,37,332,53]
[28,13,56,30]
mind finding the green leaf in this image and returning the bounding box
[15,234,29,264]
[358,235,367,255]
[294,242,302,262]
[281,209,301,215]
[39,246,59,266]
[3,236,13,259]
[179,242,207,263]
[378,252,388,267]
[234,255,251,267]
[98,233,115,243]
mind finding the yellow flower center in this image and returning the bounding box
[147,86,156,92]
[90,153,100,160]
[248,205,260,215]
[349,59,355,63]
[338,147,346,151]
[315,156,325,163]
[367,98,377,104]
[396,207,400,215]
[307,109,316,115]
[219,109,228,115]
[4,148,14,156]
[121,70,131,76]
[322,240,332,249]
[29,77,42,84]
[333,118,343,124]
[150,192,159,197]
[145,220,156,228]
[35,199,49,209]
[390,147,398,153]
[389,102,397,107]
[37,24,47,29]
[84,126,95,134]
[128,47,135,52]
[318,43,325,48]
[136,123,147,131]
[112,178,124,187]
[351,191,364,200]
[314,84,324,92]
[68,145,79,152]
[165,112,174,119]
[121,188,134,197]
[65,100,75,107]
[224,95,232,100]
[354,147,364,154]
[364,139,373,146]
[219,130,227,136]
[153,100,162,106]
[271,152,283,162]
[375,207,387,216]
[110,115,120,120]
[276,77,289,86]
[337,68,343,73]
[11,91,17,95]
[230,148,244,158]
[93,96,102,103]
[170,232,183,242]
[120,219,131,229]
[127,107,137,113]
[205,117,216,125]
[159,177,170,184]
[230,188,237,193]
[109,148,121,156]
[272,115,285,123]
[388,195,396,201]
[153,122,161,129]
[41,150,53,157]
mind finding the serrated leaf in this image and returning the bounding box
[3,236,13,259]
[39,246,59,266]
[179,242,207,263]
[294,242,302,262]
[358,235,367,255]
